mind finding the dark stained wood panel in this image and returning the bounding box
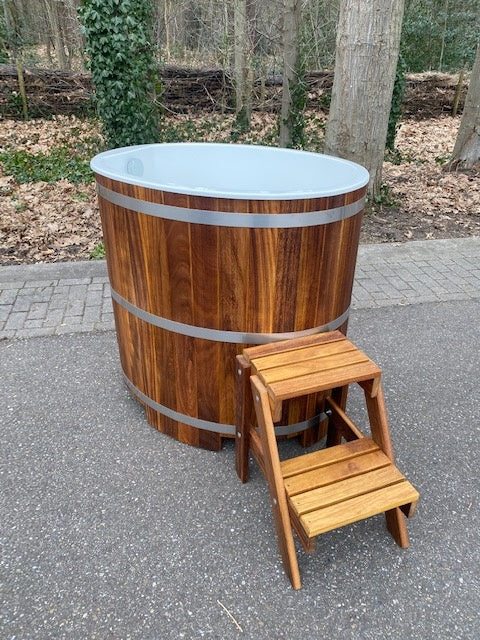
[95,173,366,449]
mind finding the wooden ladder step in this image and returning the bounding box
[284,449,392,497]
[250,339,358,372]
[298,481,419,538]
[282,438,419,538]
[281,438,376,479]
[291,465,408,515]
[268,360,382,400]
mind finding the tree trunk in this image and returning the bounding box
[448,43,480,170]
[3,0,28,119]
[163,0,171,62]
[234,0,253,130]
[44,0,68,69]
[452,66,466,117]
[438,0,449,72]
[324,0,405,198]
[279,0,302,148]
[15,54,29,120]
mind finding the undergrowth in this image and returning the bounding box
[0,111,325,187]
[0,147,94,183]
[159,110,325,151]
[89,241,105,260]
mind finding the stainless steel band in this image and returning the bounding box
[97,184,365,228]
[111,288,350,344]
[123,373,326,436]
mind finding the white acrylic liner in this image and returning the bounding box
[91,143,369,200]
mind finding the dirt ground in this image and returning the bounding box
[0,114,479,265]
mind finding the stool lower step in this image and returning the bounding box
[283,438,419,538]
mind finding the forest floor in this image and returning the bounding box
[0,112,479,265]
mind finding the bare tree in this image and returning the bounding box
[234,0,254,129]
[324,0,405,197]
[43,0,68,68]
[279,0,302,147]
[448,43,480,170]
[2,0,29,118]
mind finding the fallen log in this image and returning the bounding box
[0,64,467,119]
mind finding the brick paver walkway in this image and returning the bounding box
[1,237,479,340]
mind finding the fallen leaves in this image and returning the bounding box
[0,113,479,264]
[362,115,480,243]
[0,179,101,264]
[0,115,101,154]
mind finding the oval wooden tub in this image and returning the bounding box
[91,143,369,450]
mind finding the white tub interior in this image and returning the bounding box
[91,143,369,200]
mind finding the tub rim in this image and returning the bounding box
[90,142,369,201]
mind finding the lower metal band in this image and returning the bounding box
[112,288,349,344]
[124,374,325,436]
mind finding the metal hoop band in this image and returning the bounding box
[97,184,364,229]
[111,288,349,344]
[123,374,325,436]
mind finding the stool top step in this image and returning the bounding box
[243,331,381,402]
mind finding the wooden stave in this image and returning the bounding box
[96,175,365,450]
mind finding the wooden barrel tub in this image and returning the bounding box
[91,143,369,450]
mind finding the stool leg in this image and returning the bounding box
[235,355,252,483]
[300,393,323,448]
[251,376,302,590]
[363,380,410,548]
[326,385,349,447]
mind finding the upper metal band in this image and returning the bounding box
[111,288,349,344]
[97,184,364,229]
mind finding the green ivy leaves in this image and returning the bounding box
[0,148,94,184]
[79,0,161,148]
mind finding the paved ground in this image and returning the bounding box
[1,237,479,340]
[1,237,479,639]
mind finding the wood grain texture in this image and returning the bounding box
[95,174,366,449]
[284,449,391,497]
[235,355,252,483]
[251,375,302,590]
[301,481,419,538]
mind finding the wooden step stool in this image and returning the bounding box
[235,330,419,589]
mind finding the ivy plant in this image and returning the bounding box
[0,147,93,184]
[281,41,308,150]
[386,54,407,152]
[79,0,161,148]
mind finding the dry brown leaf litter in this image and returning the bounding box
[366,116,480,242]
[0,114,479,265]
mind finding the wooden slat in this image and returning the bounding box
[290,465,407,515]
[243,330,345,361]
[284,450,391,497]
[280,437,378,478]
[250,339,356,373]
[274,227,303,331]
[270,361,382,400]
[301,482,420,538]
[259,349,373,385]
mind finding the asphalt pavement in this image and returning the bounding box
[1,237,479,639]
